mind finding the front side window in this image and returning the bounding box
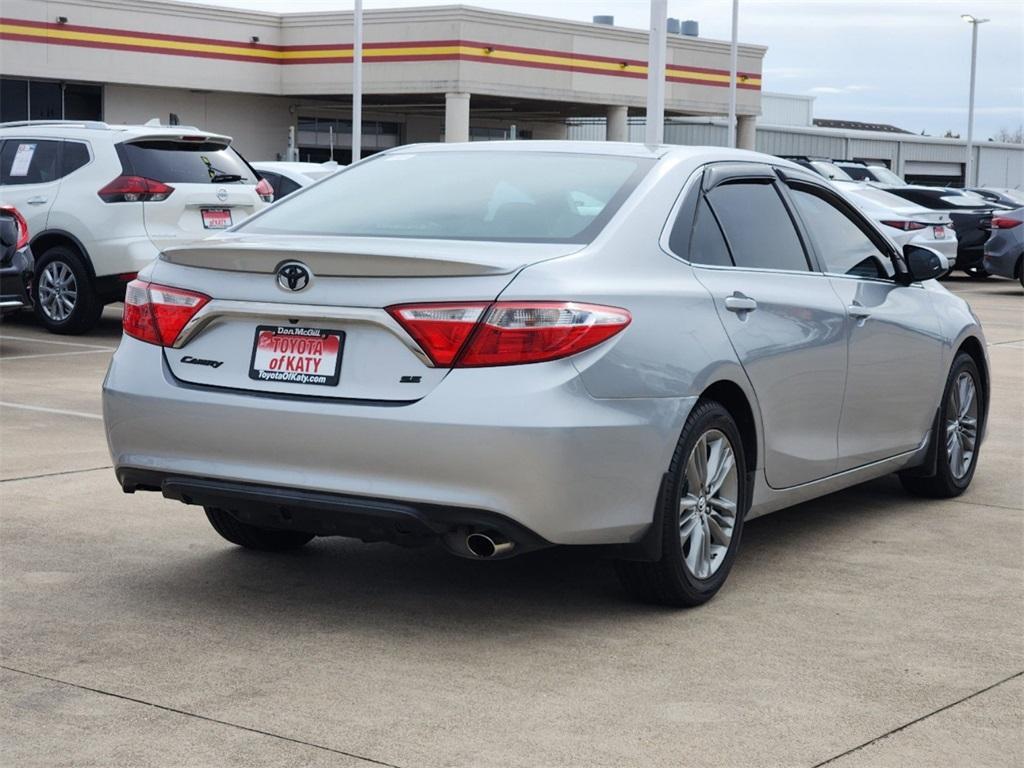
[0,139,61,185]
[241,151,653,243]
[788,186,889,278]
[706,181,810,272]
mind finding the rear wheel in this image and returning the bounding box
[899,352,983,498]
[615,400,748,607]
[33,247,103,334]
[204,507,315,551]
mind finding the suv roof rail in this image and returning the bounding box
[0,119,111,130]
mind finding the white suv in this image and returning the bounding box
[0,120,272,333]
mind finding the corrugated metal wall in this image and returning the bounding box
[565,119,1023,188]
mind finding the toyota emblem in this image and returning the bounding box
[216,187,228,202]
[276,261,312,292]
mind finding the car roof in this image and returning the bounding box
[388,141,810,171]
[0,120,231,143]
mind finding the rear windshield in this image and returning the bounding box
[838,165,872,180]
[118,140,255,184]
[240,151,654,243]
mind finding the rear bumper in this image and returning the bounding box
[0,246,34,314]
[103,336,693,546]
[982,243,1021,280]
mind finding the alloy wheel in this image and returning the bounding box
[680,428,739,579]
[38,260,78,322]
[946,371,979,480]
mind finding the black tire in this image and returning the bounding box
[204,507,315,551]
[1018,257,1023,290]
[615,400,749,607]
[33,246,103,334]
[899,352,983,499]
[963,265,990,280]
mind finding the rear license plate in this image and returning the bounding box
[249,326,343,386]
[201,208,232,229]
[933,225,946,239]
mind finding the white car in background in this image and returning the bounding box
[835,182,958,265]
[0,120,271,333]
[251,161,342,200]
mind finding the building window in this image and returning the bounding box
[470,126,532,141]
[0,78,103,122]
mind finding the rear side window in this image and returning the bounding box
[689,200,733,266]
[0,139,61,185]
[706,182,809,272]
[62,141,91,176]
[118,141,255,184]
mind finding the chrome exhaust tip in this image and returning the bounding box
[465,532,514,559]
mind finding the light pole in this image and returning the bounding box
[352,0,363,163]
[961,14,989,187]
[727,0,739,148]
[645,0,668,145]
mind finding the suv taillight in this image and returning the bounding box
[991,217,1022,229]
[255,178,274,203]
[123,280,210,346]
[0,205,29,250]
[98,175,174,203]
[388,301,631,367]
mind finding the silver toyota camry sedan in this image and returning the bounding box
[103,143,988,606]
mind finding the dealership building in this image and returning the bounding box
[1,0,1021,187]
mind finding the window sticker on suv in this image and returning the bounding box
[10,143,36,176]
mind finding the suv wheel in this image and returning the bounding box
[204,507,315,551]
[34,247,103,334]
[615,400,749,607]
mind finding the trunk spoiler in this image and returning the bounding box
[161,235,580,278]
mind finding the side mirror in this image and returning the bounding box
[0,218,18,248]
[898,244,948,284]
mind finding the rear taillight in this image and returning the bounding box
[255,178,274,203]
[123,279,210,346]
[880,220,927,231]
[98,175,174,203]
[0,205,29,250]
[991,217,1022,229]
[388,301,631,368]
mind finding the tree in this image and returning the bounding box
[990,125,1024,143]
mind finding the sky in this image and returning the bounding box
[178,0,1023,138]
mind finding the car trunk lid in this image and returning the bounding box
[116,136,264,252]
[153,237,579,401]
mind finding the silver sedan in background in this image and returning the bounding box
[103,143,989,606]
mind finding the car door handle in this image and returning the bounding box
[26,196,48,205]
[724,296,758,313]
[847,305,872,318]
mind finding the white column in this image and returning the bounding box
[736,115,756,150]
[607,105,629,142]
[645,0,667,145]
[965,20,980,186]
[444,92,470,143]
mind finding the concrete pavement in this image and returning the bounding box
[1,277,1021,767]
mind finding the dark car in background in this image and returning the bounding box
[0,205,33,315]
[983,210,1024,289]
[882,187,1012,278]
[968,188,1024,209]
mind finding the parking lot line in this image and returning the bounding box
[1,349,114,361]
[0,665,404,768]
[0,334,115,350]
[0,401,103,420]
